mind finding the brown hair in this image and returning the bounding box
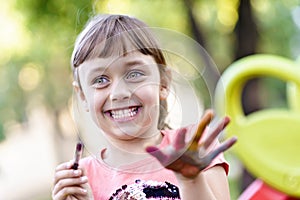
[71,14,170,129]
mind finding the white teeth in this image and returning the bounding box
[110,107,138,119]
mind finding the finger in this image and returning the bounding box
[53,176,88,196]
[203,116,230,149]
[204,136,237,163]
[53,186,88,200]
[54,168,83,186]
[173,127,187,150]
[145,146,167,161]
[145,146,175,166]
[55,161,73,172]
[188,110,214,151]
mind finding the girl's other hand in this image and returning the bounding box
[146,110,237,179]
[52,161,93,200]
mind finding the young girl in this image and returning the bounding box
[52,14,237,200]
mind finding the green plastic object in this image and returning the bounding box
[287,56,300,113]
[214,54,300,197]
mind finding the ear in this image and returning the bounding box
[159,67,172,100]
[73,81,89,112]
[160,87,169,100]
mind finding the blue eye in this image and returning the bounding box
[126,71,144,80]
[92,76,110,88]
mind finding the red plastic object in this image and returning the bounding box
[239,179,300,200]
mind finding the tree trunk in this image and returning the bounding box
[235,0,260,114]
[234,0,259,191]
[183,0,220,101]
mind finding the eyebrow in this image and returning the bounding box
[124,59,148,68]
[85,65,106,81]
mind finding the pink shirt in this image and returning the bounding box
[80,125,229,199]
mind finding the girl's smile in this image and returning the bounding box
[104,106,142,122]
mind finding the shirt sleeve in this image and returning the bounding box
[203,140,229,175]
[197,125,229,175]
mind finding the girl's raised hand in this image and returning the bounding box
[145,110,237,179]
[52,161,93,200]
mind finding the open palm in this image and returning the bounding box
[146,110,237,178]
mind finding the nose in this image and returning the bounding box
[109,79,131,101]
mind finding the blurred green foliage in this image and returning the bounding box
[0,0,299,142]
[0,0,93,140]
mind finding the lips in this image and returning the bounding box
[105,106,141,121]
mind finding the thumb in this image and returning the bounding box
[145,146,168,163]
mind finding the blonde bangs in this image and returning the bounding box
[71,15,165,69]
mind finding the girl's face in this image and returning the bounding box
[76,51,167,141]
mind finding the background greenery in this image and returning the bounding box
[1,0,300,199]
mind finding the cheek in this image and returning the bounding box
[138,85,160,107]
[87,91,106,118]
